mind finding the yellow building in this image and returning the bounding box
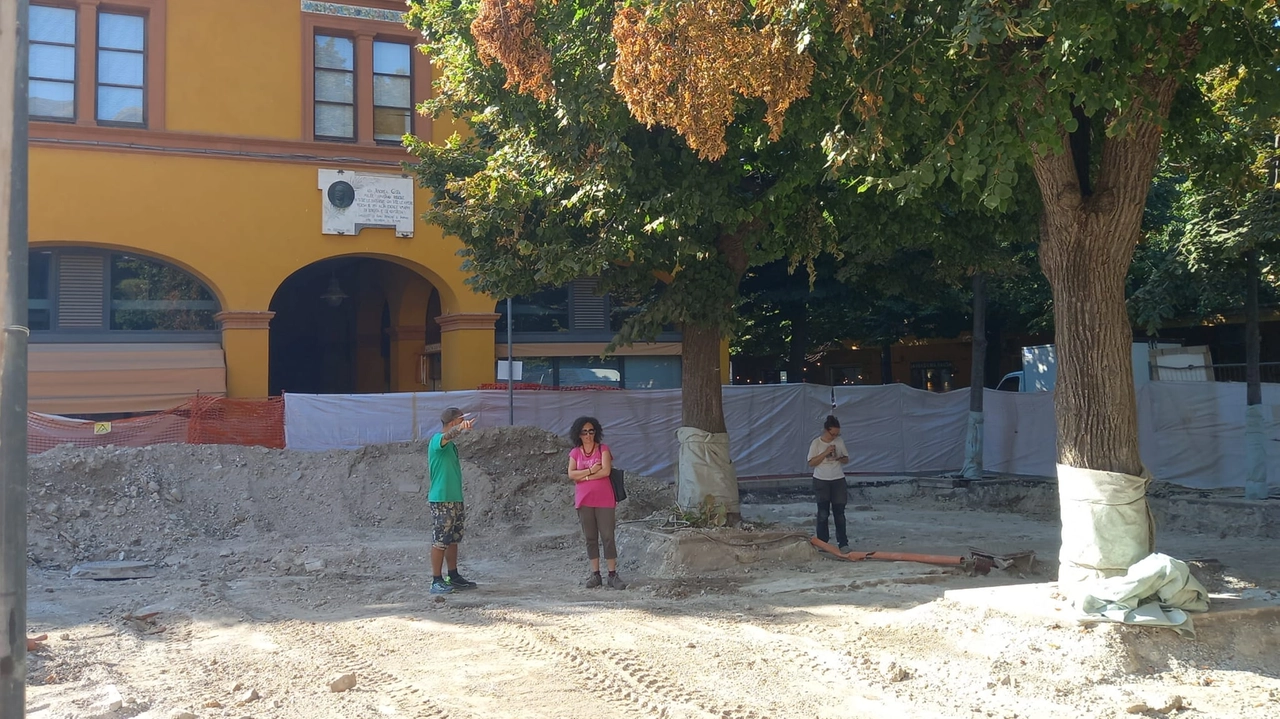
[27,0,689,416]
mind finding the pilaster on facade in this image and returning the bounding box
[436,313,501,333]
[215,311,275,331]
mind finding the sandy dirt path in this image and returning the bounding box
[25,500,1280,719]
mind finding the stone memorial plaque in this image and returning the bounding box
[318,169,415,237]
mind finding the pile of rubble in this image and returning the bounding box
[26,426,674,570]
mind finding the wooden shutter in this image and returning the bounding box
[56,254,106,328]
[571,279,606,331]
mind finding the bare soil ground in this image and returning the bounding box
[23,428,1280,719]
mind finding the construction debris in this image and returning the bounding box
[810,537,994,575]
[70,560,156,580]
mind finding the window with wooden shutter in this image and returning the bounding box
[570,279,607,331]
[56,254,106,328]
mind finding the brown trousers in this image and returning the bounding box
[577,506,618,560]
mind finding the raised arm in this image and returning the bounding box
[439,418,474,447]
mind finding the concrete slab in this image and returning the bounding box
[69,560,155,580]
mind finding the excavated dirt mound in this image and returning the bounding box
[26,426,675,571]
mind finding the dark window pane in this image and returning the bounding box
[98,49,143,86]
[315,36,354,70]
[373,106,410,142]
[315,103,354,138]
[29,309,52,332]
[30,44,75,81]
[373,75,410,108]
[98,13,144,51]
[109,254,219,331]
[373,41,410,75]
[315,69,353,103]
[30,6,75,45]
[496,357,554,386]
[559,356,621,388]
[29,252,51,300]
[97,86,143,123]
[624,356,681,390]
[497,288,570,333]
[28,250,53,331]
[29,79,74,119]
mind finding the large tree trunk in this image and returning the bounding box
[682,322,728,432]
[674,231,749,516]
[1244,249,1268,499]
[961,273,986,479]
[1031,78,1176,589]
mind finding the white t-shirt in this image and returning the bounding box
[808,436,849,481]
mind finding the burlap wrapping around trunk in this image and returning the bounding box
[1057,463,1155,594]
[675,427,740,513]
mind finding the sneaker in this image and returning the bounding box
[586,573,602,589]
[606,573,627,590]
[446,572,477,590]
[838,545,851,554]
[430,578,454,595]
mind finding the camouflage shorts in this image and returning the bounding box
[430,501,465,548]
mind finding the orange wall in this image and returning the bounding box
[28,147,489,315]
[165,0,304,138]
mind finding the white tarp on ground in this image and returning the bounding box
[283,380,1280,490]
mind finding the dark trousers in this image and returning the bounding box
[813,478,849,547]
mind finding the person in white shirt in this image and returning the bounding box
[807,415,850,552]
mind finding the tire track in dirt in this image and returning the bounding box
[276,619,457,719]
[478,616,674,718]
[449,602,772,719]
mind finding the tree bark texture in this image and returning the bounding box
[1030,77,1176,583]
[961,273,986,479]
[1032,81,1175,476]
[1246,250,1261,408]
[681,322,728,432]
[969,273,987,413]
[1244,249,1268,499]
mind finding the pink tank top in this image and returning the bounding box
[570,444,616,509]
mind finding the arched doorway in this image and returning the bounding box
[268,257,440,395]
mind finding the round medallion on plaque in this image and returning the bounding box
[327,180,356,209]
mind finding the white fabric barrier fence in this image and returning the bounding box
[282,381,1279,490]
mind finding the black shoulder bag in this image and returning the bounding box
[609,467,627,502]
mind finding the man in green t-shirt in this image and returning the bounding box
[428,407,476,594]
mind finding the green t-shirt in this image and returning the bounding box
[427,432,464,503]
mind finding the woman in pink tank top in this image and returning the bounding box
[567,416,626,589]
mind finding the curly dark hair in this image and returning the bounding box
[824,415,841,430]
[570,416,603,448]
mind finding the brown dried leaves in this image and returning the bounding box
[472,0,555,101]
[612,0,817,160]
[818,0,874,53]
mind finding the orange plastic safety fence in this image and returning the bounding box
[27,396,285,454]
[187,396,285,449]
